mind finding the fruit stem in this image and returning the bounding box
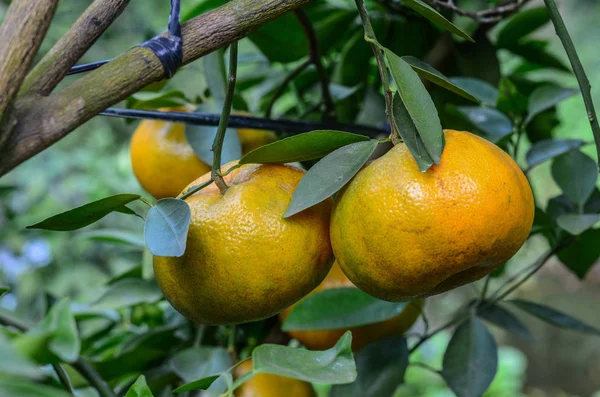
[211,41,239,195]
[354,0,399,143]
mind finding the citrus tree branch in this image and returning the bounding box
[543,0,600,164]
[20,0,131,97]
[0,0,315,177]
[0,0,59,138]
[294,9,336,119]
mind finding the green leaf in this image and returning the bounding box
[391,93,434,171]
[128,90,189,110]
[477,304,533,340]
[203,48,227,101]
[144,198,191,257]
[399,0,474,42]
[93,279,162,310]
[125,375,154,397]
[525,139,585,169]
[185,101,242,165]
[0,334,43,379]
[27,194,140,231]
[30,299,80,363]
[240,130,369,165]
[551,150,598,208]
[330,336,408,397]
[509,300,600,335]
[0,286,8,298]
[505,40,570,72]
[456,107,513,143]
[557,228,600,279]
[171,347,232,382]
[556,214,600,235]
[0,185,17,198]
[525,84,578,125]
[496,7,550,48]
[449,77,499,106]
[181,0,227,21]
[78,229,145,247]
[114,205,144,219]
[401,56,479,103]
[442,317,498,397]
[282,287,408,331]
[173,375,221,393]
[252,332,356,384]
[385,49,444,165]
[284,140,378,218]
[0,376,72,397]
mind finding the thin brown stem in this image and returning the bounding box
[20,0,131,97]
[294,9,336,120]
[264,59,311,119]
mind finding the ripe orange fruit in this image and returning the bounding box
[331,130,534,302]
[153,162,334,324]
[234,359,316,397]
[279,261,423,351]
[130,108,277,199]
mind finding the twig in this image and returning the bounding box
[194,324,207,347]
[228,324,239,363]
[264,59,311,119]
[479,275,491,301]
[409,316,464,353]
[294,9,336,120]
[543,0,600,165]
[20,0,131,96]
[212,41,238,194]
[52,364,74,395]
[99,108,389,137]
[0,311,117,397]
[410,361,442,375]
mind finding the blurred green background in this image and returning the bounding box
[1,0,600,396]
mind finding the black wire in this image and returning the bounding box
[99,107,389,138]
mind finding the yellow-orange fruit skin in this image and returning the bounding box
[279,262,424,351]
[331,130,534,302]
[154,162,334,325]
[234,360,316,397]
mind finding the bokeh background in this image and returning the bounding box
[1,0,600,396]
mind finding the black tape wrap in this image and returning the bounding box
[139,0,183,78]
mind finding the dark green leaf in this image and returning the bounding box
[496,7,550,48]
[30,299,80,363]
[509,300,600,335]
[240,130,369,165]
[0,334,43,379]
[114,205,143,219]
[284,140,378,217]
[455,32,501,86]
[556,214,600,235]
[144,198,191,257]
[186,101,242,165]
[173,375,220,393]
[282,287,408,331]
[0,376,72,397]
[385,49,444,164]
[27,194,140,231]
[525,84,578,125]
[557,228,600,279]
[330,336,408,397]
[477,304,533,340]
[171,347,232,382]
[182,0,227,21]
[203,48,227,101]
[78,229,145,247]
[0,185,18,198]
[449,77,499,106]
[94,279,162,310]
[392,92,434,171]
[456,107,513,143]
[0,286,8,298]
[128,90,189,110]
[526,139,585,169]
[505,40,570,72]
[252,332,356,384]
[551,150,598,208]
[399,0,474,42]
[125,375,154,397]
[402,56,479,103]
[442,317,498,397]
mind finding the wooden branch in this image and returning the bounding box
[20,0,131,97]
[0,0,315,177]
[0,0,58,143]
